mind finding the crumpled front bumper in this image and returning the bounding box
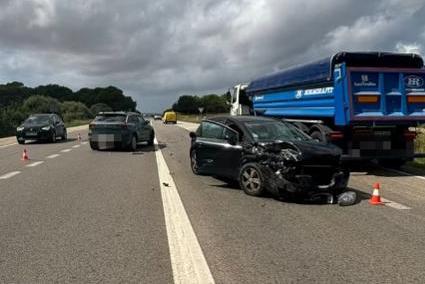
[260,166,349,197]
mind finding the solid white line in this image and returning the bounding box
[25,161,44,168]
[0,171,21,180]
[382,198,412,210]
[47,154,60,159]
[60,149,72,153]
[384,167,425,181]
[153,138,215,284]
[72,145,81,148]
[81,142,88,145]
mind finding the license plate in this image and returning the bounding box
[26,132,37,136]
[98,134,115,142]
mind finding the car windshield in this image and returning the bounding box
[244,121,312,142]
[25,115,51,124]
[94,114,126,123]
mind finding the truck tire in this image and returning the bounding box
[309,124,332,143]
[293,122,309,133]
[310,131,326,143]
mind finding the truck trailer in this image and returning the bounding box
[230,52,425,167]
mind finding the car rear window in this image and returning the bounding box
[94,114,126,122]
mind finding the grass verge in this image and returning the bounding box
[65,119,91,128]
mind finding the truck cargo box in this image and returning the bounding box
[248,52,425,126]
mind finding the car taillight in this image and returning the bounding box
[403,130,417,141]
[329,131,344,140]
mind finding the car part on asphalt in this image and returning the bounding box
[337,191,357,206]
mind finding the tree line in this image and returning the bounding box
[171,93,231,114]
[0,82,137,137]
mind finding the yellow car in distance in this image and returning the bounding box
[163,111,177,124]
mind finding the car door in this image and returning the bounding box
[137,115,151,140]
[194,120,242,178]
[56,115,65,136]
[127,115,140,139]
[53,115,63,136]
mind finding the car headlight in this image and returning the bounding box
[16,126,24,131]
[41,126,51,131]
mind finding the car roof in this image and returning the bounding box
[97,111,139,116]
[208,115,277,123]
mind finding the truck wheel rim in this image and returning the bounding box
[241,167,261,192]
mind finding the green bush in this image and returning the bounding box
[90,103,113,116]
[60,101,93,122]
[22,95,61,114]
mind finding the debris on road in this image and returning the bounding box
[162,182,170,187]
[337,191,357,206]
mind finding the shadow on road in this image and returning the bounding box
[24,138,78,144]
[209,177,368,206]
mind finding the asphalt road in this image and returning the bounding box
[1,122,425,283]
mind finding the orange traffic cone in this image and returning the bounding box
[369,182,383,205]
[21,148,30,161]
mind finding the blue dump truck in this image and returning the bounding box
[230,52,425,167]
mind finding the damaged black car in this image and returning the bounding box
[189,116,349,200]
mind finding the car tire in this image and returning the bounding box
[148,131,155,146]
[62,130,67,141]
[239,163,266,196]
[50,132,57,143]
[90,141,98,150]
[129,135,137,151]
[17,139,25,144]
[190,150,200,175]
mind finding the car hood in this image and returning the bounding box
[22,123,50,128]
[260,140,341,165]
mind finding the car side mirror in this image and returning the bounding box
[145,119,150,124]
[225,133,238,145]
[189,132,196,139]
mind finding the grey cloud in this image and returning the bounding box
[1,0,425,112]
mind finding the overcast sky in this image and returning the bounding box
[1,0,424,112]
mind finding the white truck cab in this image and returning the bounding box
[230,83,250,116]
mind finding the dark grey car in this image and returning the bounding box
[88,112,155,151]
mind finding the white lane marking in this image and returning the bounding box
[382,198,412,210]
[153,138,215,284]
[25,161,44,168]
[60,149,72,153]
[0,171,21,180]
[81,142,88,145]
[47,154,60,159]
[384,167,425,181]
[72,145,81,148]
[0,142,18,148]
